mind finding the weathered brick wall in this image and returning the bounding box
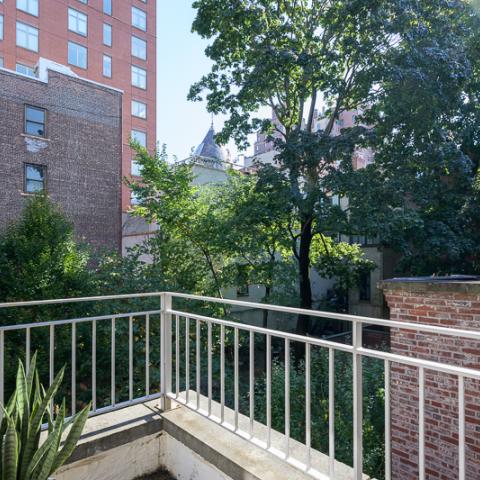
[0,68,122,250]
[382,280,480,480]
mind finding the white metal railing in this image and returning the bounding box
[1,292,479,480]
[0,292,165,416]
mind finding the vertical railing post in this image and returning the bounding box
[353,321,363,480]
[161,292,172,411]
[0,330,4,408]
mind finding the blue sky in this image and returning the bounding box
[156,3,235,160]
[156,2,262,161]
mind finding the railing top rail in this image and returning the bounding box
[169,292,480,341]
[1,290,479,341]
[0,292,163,309]
[0,309,162,332]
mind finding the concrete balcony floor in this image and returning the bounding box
[55,395,369,480]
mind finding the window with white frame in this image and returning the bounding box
[131,65,146,89]
[131,159,141,177]
[78,0,87,3]
[68,42,87,69]
[132,7,146,31]
[0,15,3,40]
[0,58,3,69]
[103,54,112,77]
[103,23,112,46]
[103,0,111,15]
[68,9,88,36]
[16,22,38,51]
[131,100,147,119]
[131,36,146,60]
[16,63,36,77]
[17,0,38,16]
[131,129,146,147]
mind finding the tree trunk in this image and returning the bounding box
[296,218,313,337]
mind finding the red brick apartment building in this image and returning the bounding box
[0,0,156,249]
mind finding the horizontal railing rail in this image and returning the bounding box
[0,291,478,480]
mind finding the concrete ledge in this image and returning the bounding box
[162,407,314,480]
[65,400,164,465]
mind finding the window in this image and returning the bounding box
[359,271,371,302]
[0,58,3,68]
[24,164,46,193]
[0,14,3,40]
[130,191,141,206]
[131,100,147,119]
[131,160,141,177]
[131,36,146,60]
[25,105,46,137]
[16,63,36,77]
[103,23,112,46]
[103,0,111,15]
[78,0,87,3]
[68,42,87,69]
[16,22,39,52]
[131,130,146,147]
[132,7,146,31]
[17,0,39,16]
[68,8,88,36]
[103,54,111,77]
[131,65,146,89]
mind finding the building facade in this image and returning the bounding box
[0,65,122,249]
[0,0,156,249]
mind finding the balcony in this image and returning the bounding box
[0,288,478,480]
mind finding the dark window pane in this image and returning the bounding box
[26,164,44,181]
[25,164,45,193]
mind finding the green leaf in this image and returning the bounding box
[51,402,91,474]
[2,415,18,480]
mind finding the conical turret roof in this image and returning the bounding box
[194,124,227,163]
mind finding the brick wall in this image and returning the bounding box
[382,279,480,480]
[0,68,122,250]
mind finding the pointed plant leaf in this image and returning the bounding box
[28,400,66,480]
[51,402,91,474]
[19,366,65,480]
[2,415,18,480]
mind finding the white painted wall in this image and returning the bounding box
[55,432,232,480]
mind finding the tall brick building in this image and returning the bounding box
[0,0,156,249]
[0,64,122,249]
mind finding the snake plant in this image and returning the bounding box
[0,353,91,480]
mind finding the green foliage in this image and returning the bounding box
[0,195,93,302]
[254,348,385,479]
[0,354,90,480]
[311,236,375,293]
[189,0,480,307]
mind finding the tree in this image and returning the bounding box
[189,0,396,332]
[212,170,297,323]
[343,1,480,275]
[128,144,235,299]
[0,195,93,304]
[189,0,480,332]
